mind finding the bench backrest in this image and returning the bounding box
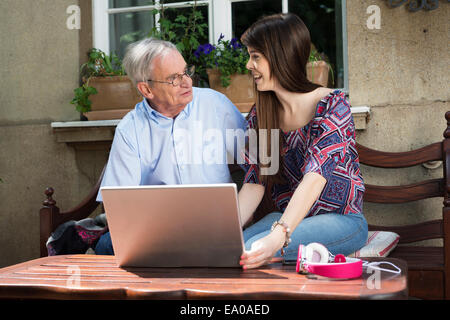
[252,112,450,247]
[357,142,445,244]
[357,111,450,247]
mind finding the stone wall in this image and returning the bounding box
[349,0,449,242]
[0,0,98,268]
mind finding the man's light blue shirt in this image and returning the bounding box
[96,87,247,202]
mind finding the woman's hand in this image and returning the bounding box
[239,173,326,269]
[239,228,285,269]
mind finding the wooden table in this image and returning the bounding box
[0,255,407,300]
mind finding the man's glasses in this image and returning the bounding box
[147,65,195,87]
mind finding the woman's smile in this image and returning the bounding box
[253,73,263,83]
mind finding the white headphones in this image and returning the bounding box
[301,242,334,263]
[296,242,362,279]
[297,242,347,264]
[295,242,401,279]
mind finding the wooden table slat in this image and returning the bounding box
[0,255,408,300]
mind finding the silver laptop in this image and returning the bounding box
[100,184,244,267]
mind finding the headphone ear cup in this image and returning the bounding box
[305,242,329,264]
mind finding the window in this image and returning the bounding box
[93,0,347,90]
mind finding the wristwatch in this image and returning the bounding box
[271,220,292,256]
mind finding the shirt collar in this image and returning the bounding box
[181,99,191,117]
[142,98,192,123]
[142,99,167,124]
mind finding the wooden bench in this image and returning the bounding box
[39,111,450,299]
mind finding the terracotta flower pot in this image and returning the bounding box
[306,61,330,87]
[206,69,255,113]
[83,76,142,120]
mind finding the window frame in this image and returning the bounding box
[92,0,348,92]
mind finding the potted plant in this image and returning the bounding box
[148,0,208,86]
[71,48,141,120]
[194,34,254,112]
[306,45,334,87]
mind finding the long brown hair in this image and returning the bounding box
[241,13,322,185]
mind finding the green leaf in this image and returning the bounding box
[74,87,84,95]
[176,42,185,52]
[86,86,98,95]
[168,31,176,41]
[175,15,187,23]
[160,19,171,30]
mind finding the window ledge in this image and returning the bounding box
[351,106,371,130]
[52,107,370,144]
[51,119,121,128]
[51,120,118,144]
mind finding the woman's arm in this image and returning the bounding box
[276,172,326,237]
[240,172,326,269]
[238,183,265,227]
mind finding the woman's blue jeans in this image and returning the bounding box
[243,212,368,261]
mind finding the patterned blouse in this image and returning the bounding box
[242,89,365,217]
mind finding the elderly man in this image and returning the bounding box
[95,38,246,254]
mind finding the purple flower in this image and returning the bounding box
[218,33,225,42]
[204,43,215,54]
[230,38,242,50]
[194,43,215,58]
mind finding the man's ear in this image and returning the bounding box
[137,82,154,99]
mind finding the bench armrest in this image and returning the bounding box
[39,166,105,257]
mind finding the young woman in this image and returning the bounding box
[238,13,367,269]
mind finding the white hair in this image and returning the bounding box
[122,37,177,87]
